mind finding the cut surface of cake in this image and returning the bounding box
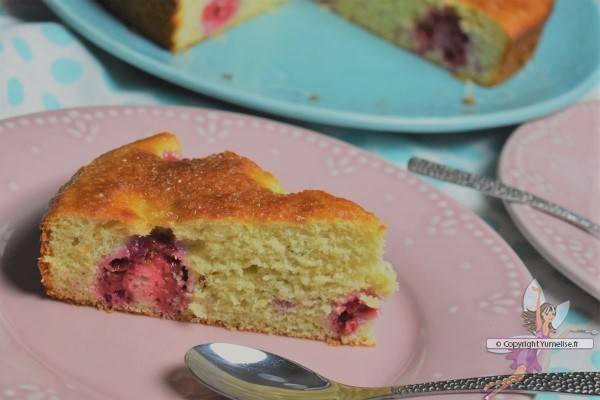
[39,133,398,345]
[319,0,555,86]
[101,0,286,51]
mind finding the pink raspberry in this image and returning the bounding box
[96,228,192,316]
[162,151,181,161]
[201,0,241,36]
[328,292,379,335]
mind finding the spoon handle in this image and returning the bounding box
[407,158,600,239]
[389,372,599,398]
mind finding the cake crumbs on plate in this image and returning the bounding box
[463,80,476,106]
[463,95,476,105]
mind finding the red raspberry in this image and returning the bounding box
[201,0,241,36]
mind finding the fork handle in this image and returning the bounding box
[387,372,600,398]
[407,158,600,239]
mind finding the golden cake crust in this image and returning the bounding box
[42,133,384,229]
[458,0,555,41]
[460,0,554,86]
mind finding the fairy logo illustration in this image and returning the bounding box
[483,279,587,399]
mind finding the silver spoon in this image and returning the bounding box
[407,158,600,239]
[185,343,599,399]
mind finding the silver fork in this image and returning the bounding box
[407,158,600,239]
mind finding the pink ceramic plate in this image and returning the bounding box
[0,106,531,400]
[499,101,600,300]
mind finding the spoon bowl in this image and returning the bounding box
[184,342,346,399]
[185,343,599,399]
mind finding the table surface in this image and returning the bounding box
[0,1,598,400]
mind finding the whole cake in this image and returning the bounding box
[38,133,398,345]
[101,0,286,51]
[320,0,555,86]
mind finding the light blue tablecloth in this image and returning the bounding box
[0,1,598,399]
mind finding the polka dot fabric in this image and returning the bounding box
[0,23,157,119]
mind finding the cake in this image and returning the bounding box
[319,0,555,86]
[101,0,286,51]
[101,0,554,86]
[38,133,398,345]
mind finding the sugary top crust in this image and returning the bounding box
[456,0,555,40]
[43,133,384,228]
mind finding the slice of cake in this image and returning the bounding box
[38,133,398,345]
[319,0,555,86]
[101,0,286,51]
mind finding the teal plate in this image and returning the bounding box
[45,0,599,132]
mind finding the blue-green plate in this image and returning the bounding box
[45,0,599,132]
